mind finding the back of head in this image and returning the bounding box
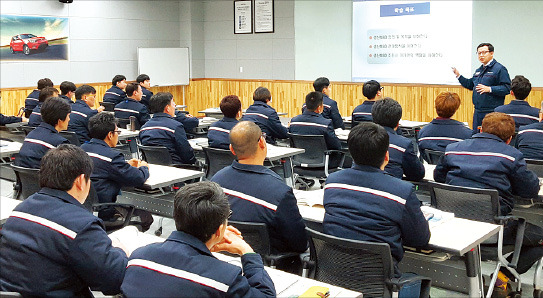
[75,85,96,100]
[39,87,59,102]
[39,144,93,191]
[362,80,381,100]
[149,92,173,114]
[173,181,230,243]
[305,91,323,111]
[37,78,53,90]
[41,97,71,126]
[253,87,271,103]
[112,75,126,86]
[88,112,117,140]
[348,122,389,168]
[435,91,461,118]
[60,81,76,95]
[372,97,402,128]
[136,74,150,83]
[220,95,242,118]
[229,121,262,159]
[482,112,515,142]
[313,77,330,92]
[511,75,531,100]
[125,82,140,97]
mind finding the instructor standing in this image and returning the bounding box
[452,43,511,132]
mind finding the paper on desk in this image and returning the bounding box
[108,226,165,255]
[294,189,325,207]
[420,206,454,228]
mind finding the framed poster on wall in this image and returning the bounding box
[234,0,252,34]
[254,0,274,33]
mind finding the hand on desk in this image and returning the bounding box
[211,225,254,256]
[97,106,105,113]
[127,159,148,168]
[111,237,130,256]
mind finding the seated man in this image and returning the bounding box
[242,87,288,144]
[174,110,199,135]
[136,73,153,108]
[59,81,76,105]
[372,98,425,181]
[208,95,242,150]
[103,75,127,105]
[16,98,70,168]
[434,112,542,291]
[139,92,196,165]
[352,80,382,123]
[0,144,128,296]
[494,75,539,129]
[114,82,150,129]
[68,85,105,144]
[516,101,543,159]
[323,122,430,281]
[417,91,472,161]
[121,181,276,297]
[211,121,308,254]
[28,86,59,127]
[24,78,53,117]
[289,91,342,150]
[303,77,344,129]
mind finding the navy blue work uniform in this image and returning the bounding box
[0,188,128,296]
[175,111,199,133]
[323,164,430,275]
[16,122,69,168]
[417,118,473,161]
[352,100,375,123]
[208,117,238,150]
[67,99,99,144]
[457,59,511,130]
[384,126,425,181]
[288,110,342,150]
[24,89,40,116]
[139,113,196,165]
[302,94,344,129]
[242,101,289,144]
[516,122,543,160]
[103,85,127,105]
[121,231,276,298]
[0,114,22,125]
[114,98,150,129]
[140,86,153,108]
[59,94,73,105]
[27,102,42,127]
[494,100,540,129]
[211,161,308,253]
[81,138,150,203]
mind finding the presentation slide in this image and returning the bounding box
[352,1,472,84]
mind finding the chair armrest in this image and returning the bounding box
[323,150,346,156]
[171,163,205,172]
[494,215,526,269]
[388,275,432,298]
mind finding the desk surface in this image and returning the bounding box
[0,140,23,158]
[118,128,139,140]
[145,164,204,189]
[199,107,287,117]
[266,144,305,161]
[342,117,429,128]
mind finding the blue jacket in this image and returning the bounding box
[516,122,543,160]
[27,102,42,127]
[140,86,153,108]
[288,111,342,150]
[352,100,375,123]
[494,100,540,129]
[458,59,511,112]
[208,117,238,150]
[103,86,127,105]
[24,89,40,114]
[434,133,540,215]
[121,231,276,298]
[67,99,99,144]
[242,101,288,144]
[59,94,73,105]
[139,113,196,165]
[175,111,200,133]
[0,114,22,125]
[417,118,473,161]
[211,161,308,253]
[16,122,69,169]
[81,138,150,203]
[114,98,150,129]
[0,188,128,296]
[385,126,425,181]
[303,94,344,129]
[323,164,430,275]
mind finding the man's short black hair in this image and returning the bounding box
[372,97,402,129]
[220,95,242,118]
[112,75,126,86]
[39,87,59,102]
[41,97,71,127]
[149,92,173,114]
[348,122,389,168]
[253,87,271,103]
[37,78,53,90]
[305,91,323,111]
[511,75,531,100]
[362,80,381,100]
[125,83,140,97]
[75,85,96,100]
[173,181,230,243]
[88,112,117,140]
[477,42,494,52]
[40,144,93,191]
[136,74,150,83]
[313,77,330,92]
[60,81,76,95]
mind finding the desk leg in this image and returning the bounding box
[283,157,295,188]
[464,248,483,298]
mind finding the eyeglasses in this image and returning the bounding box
[257,132,267,142]
[380,87,384,91]
[476,50,490,56]
[112,130,121,135]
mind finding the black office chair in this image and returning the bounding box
[20,125,35,136]
[305,227,431,297]
[100,101,115,112]
[202,147,236,179]
[11,164,40,201]
[83,183,136,233]
[59,131,81,146]
[526,159,543,178]
[138,145,173,166]
[422,149,445,165]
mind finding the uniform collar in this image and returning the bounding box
[509,100,530,106]
[430,118,462,125]
[483,59,496,67]
[167,231,214,257]
[141,86,148,91]
[39,187,87,210]
[89,138,110,148]
[153,112,173,119]
[125,97,139,103]
[231,160,278,176]
[253,101,270,108]
[75,99,90,108]
[302,110,321,117]
[352,163,385,174]
[221,117,238,122]
[384,126,399,135]
[472,132,506,143]
[112,86,124,92]
[363,100,376,105]
[38,122,58,133]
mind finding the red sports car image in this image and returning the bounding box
[10,34,48,55]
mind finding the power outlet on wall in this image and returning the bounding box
[239,66,243,73]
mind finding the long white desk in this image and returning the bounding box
[118,128,139,141]
[0,140,23,159]
[198,107,287,118]
[144,164,204,189]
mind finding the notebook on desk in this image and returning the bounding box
[294,189,325,207]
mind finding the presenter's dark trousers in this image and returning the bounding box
[473,109,492,134]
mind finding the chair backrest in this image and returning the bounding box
[398,126,419,139]
[228,221,271,256]
[116,118,130,130]
[11,165,40,200]
[423,149,445,165]
[138,144,173,166]
[526,159,543,178]
[306,227,395,297]
[202,147,236,179]
[20,125,35,136]
[100,101,115,112]
[289,134,328,167]
[59,131,81,146]
[428,181,500,223]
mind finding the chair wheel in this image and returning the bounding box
[154,227,162,236]
[534,289,542,298]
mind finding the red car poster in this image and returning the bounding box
[0,15,69,61]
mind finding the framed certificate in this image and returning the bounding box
[234,0,253,34]
[254,0,274,33]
